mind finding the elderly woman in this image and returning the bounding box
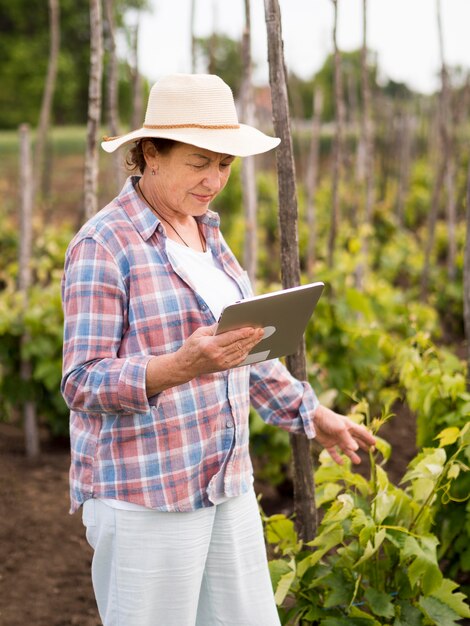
[61,74,375,626]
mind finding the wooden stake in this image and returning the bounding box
[263,0,317,543]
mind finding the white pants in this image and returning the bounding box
[82,490,281,626]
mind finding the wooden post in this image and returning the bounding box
[465,160,470,391]
[263,0,317,543]
[328,0,345,270]
[19,124,40,459]
[241,0,258,284]
[129,19,143,133]
[103,0,123,192]
[190,0,197,73]
[34,0,60,200]
[84,0,104,220]
[355,0,374,289]
[422,0,449,298]
[305,87,322,280]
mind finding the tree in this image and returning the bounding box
[309,49,378,124]
[0,0,91,128]
[263,0,317,543]
[194,34,244,97]
[0,0,142,130]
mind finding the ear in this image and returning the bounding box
[141,139,158,165]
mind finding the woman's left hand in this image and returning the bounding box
[312,404,376,465]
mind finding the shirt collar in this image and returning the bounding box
[115,176,159,242]
[116,176,221,242]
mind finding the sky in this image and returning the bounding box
[132,0,470,95]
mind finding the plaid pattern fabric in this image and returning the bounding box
[61,177,318,513]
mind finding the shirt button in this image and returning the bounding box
[226,421,234,428]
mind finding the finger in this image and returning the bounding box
[326,446,344,465]
[215,326,260,348]
[340,430,360,454]
[356,438,375,453]
[344,448,362,465]
[223,334,262,361]
[348,422,376,443]
[350,429,376,451]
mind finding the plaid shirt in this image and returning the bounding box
[61,177,318,514]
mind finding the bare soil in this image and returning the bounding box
[0,403,418,626]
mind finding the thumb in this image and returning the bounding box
[194,323,218,337]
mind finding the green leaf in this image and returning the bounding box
[268,558,292,591]
[460,422,470,446]
[349,605,382,623]
[322,494,355,523]
[401,448,446,484]
[345,287,375,321]
[373,490,396,524]
[268,559,295,605]
[354,528,386,567]
[265,515,298,553]
[447,463,460,480]
[302,604,325,620]
[322,571,355,608]
[435,427,460,447]
[393,599,424,626]
[364,587,395,618]
[419,596,462,625]
[403,536,442,594]
[320,617,376,626]
[274,567,296,606]
[430,578,470,618]
[316,482,343,507]
[375,465,390,491]
[303,524,344,571]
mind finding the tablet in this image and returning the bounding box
[214,281,325,366]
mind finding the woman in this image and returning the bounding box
[61,74,375,626]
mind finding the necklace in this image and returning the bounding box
[137,180,206,253]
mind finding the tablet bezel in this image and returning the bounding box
[214,281,325,366]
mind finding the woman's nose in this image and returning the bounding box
[202,167,224,191]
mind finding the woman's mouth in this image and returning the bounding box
[192,193,213,203]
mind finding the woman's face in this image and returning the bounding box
[150,142,236,218]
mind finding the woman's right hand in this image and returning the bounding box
[145,324,264,396]
[176,323,265,376]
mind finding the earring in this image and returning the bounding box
[151,168,156,176]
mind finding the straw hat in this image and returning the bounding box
[101,73,280,157]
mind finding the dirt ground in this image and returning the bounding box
[0,405,418,626]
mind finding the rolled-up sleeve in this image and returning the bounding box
[249,359,319,438]
[61,237,152,414]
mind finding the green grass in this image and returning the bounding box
[0,125,115,156]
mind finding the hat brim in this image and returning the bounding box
[101,123,280,157]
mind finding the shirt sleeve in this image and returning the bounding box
[61,236,153,415]
[248,358,319,438]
